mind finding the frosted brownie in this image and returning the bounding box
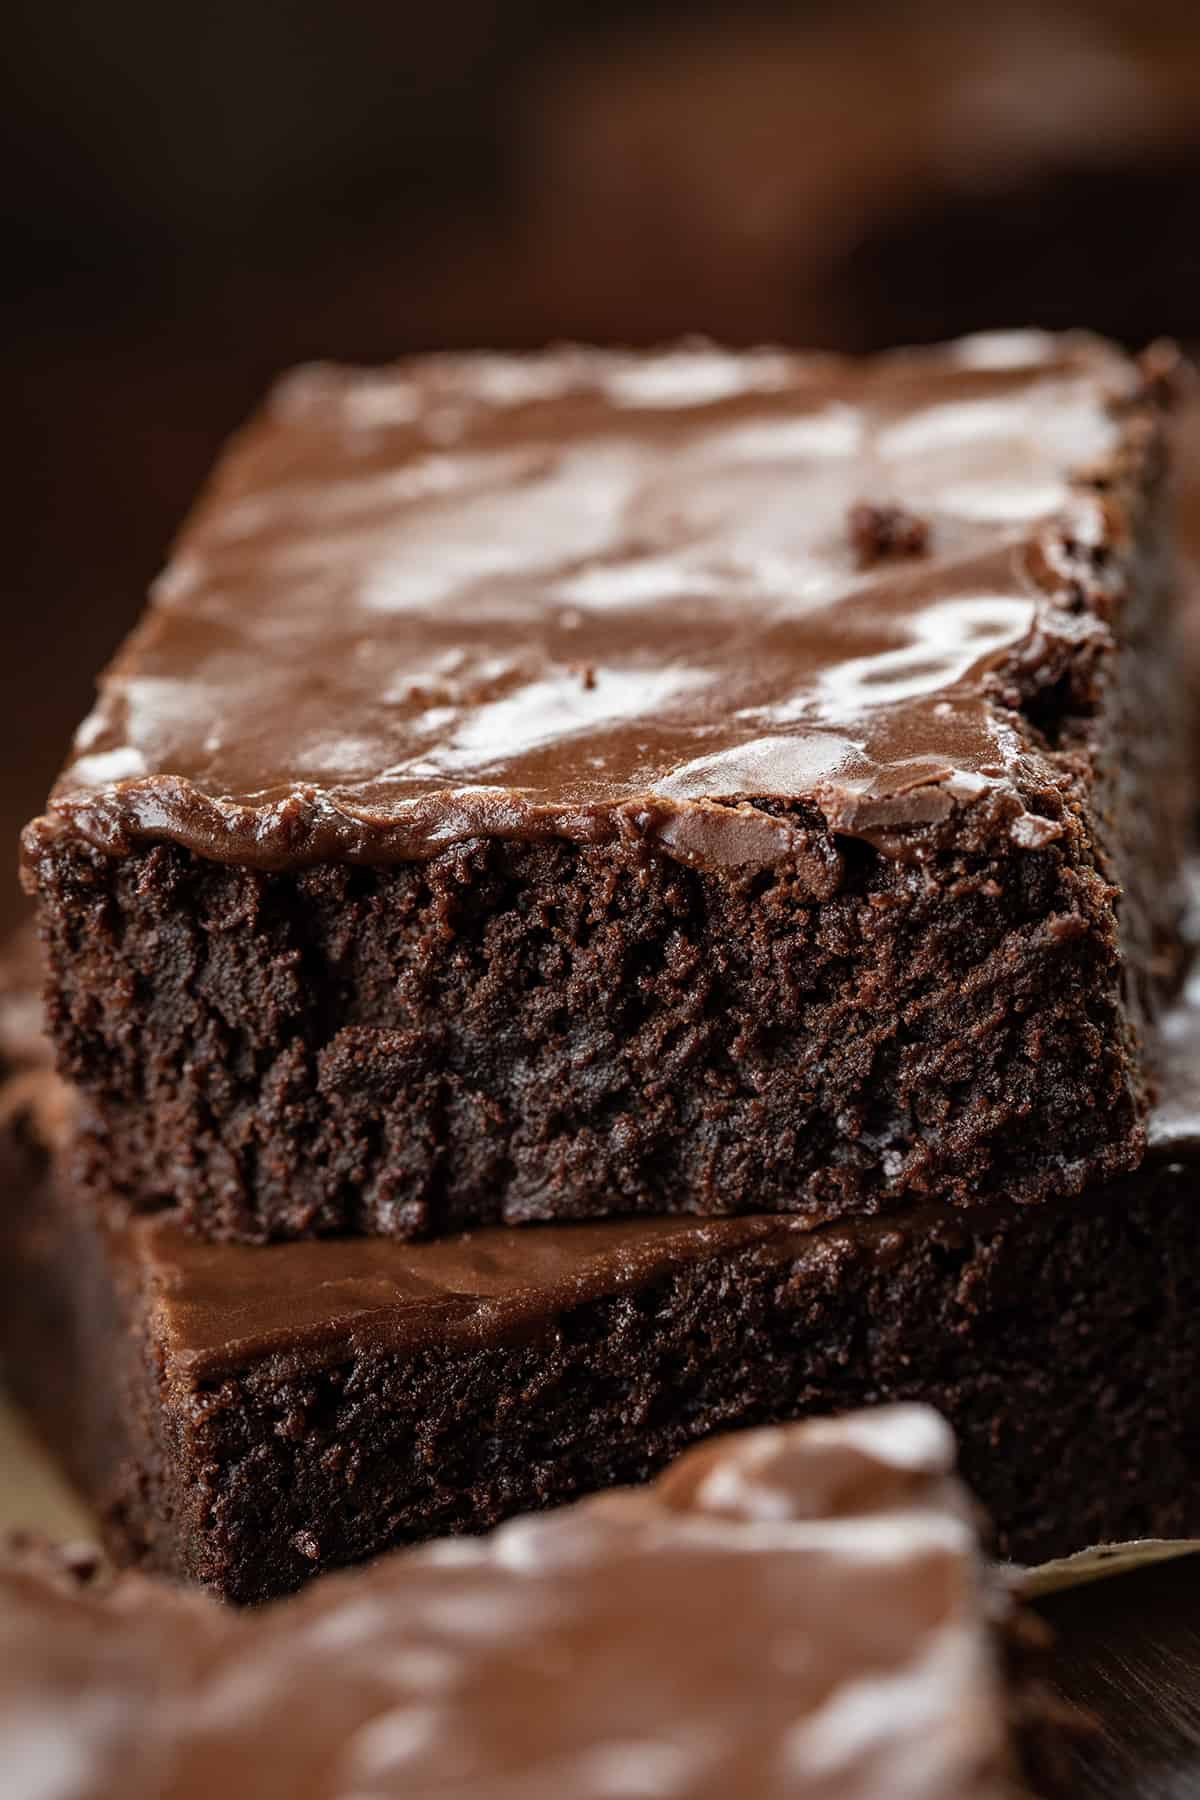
[5,933,1200,1603]
[21,333,1189,1239]
[0,1409,1075,1799]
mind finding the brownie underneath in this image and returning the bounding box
[5,968,1200,1603]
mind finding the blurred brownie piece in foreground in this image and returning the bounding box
[21,333,1189,1240]
[0,1407,1077,1798]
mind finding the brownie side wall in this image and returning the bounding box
[1071,492,1191,1041]
[114,1166,1200,1603]
[32,804,1145,1241]
[0,1131,148,1547]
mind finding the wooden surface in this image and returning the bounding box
[1039,1562,1200,1796]
[0,1394,94,1543]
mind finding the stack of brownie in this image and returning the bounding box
[4,329,1200,1604]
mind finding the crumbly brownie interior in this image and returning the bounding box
[7,905,1200,1604]
[33,805,1155,1241]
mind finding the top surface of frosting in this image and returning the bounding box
[0,1408,1019,1799]
[41,331,1142,867]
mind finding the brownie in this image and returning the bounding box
[19,333,1191,1242]
[5,932,1200,1605]
[0,1407,1076,1799]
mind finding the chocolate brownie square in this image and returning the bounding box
[21,333,1189,1239]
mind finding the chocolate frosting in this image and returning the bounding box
[28,332,1152,873]
[0,1407,1023,1798]
[151,1213,834,1374]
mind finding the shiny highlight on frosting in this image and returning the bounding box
[35,333,1143,871]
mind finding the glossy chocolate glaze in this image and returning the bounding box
[153,1214,832,1373]
[0,1408,1024,1799]
[28,332,1154,872]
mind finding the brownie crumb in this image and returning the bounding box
[848,500,930,567]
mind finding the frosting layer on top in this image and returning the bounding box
[37,332,1151,869]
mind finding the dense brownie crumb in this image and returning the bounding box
[847,498,930,565]
[5,923,1200,1608]
[34,807,1149,1241]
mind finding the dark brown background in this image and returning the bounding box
[7,4,1200,1785]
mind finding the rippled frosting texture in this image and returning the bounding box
[39,331,1148,868]
[0,1407,1022,1799]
